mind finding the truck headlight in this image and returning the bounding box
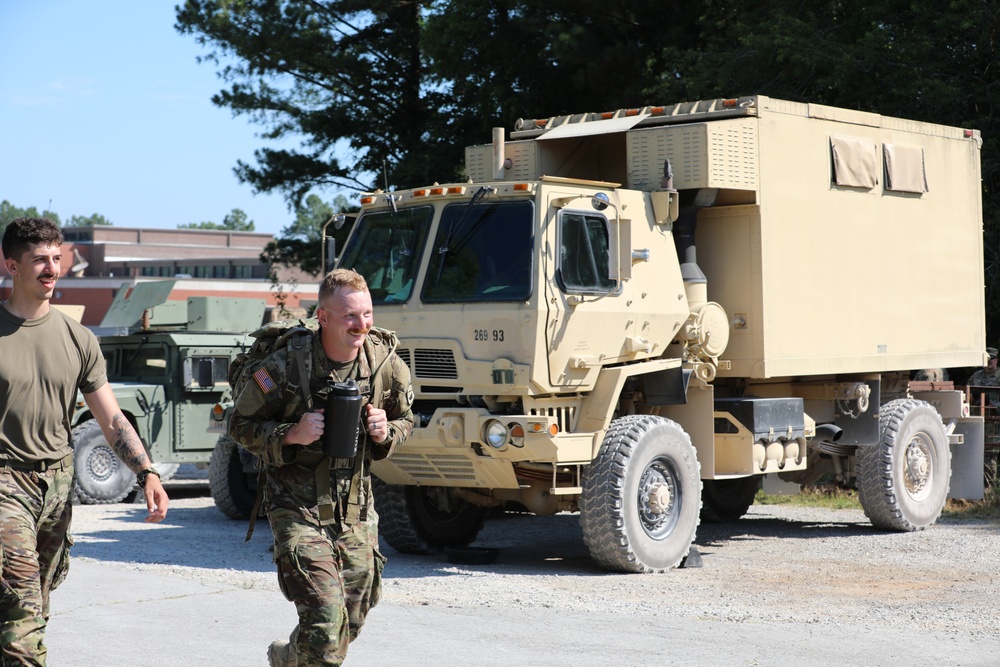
[482,419,508,449]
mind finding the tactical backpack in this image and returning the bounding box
[229,318,320,417]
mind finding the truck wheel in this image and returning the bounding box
[857,398,950,531]
[700,476,759,522]
[373,477,487,554]
[209,436,257,520]
[581,414,702,573]
[72,420,137,504]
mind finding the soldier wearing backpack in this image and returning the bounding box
[229,268,413,667]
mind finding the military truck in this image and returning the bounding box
[71,280,266,505]
[332,95,986,573]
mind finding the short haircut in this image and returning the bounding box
[2,218,63,262]
[318,268,369,303]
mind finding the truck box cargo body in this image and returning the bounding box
[467,97,987,378]
[335,95,986,573]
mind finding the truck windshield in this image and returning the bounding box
[338,206,432,304]
[422,200,534,303]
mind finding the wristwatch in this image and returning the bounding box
[136,468,161,489]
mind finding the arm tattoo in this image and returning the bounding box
[110,412,151,474]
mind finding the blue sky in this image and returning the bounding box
[0,1,313,236]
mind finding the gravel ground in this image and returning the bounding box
[62,474,1000,665]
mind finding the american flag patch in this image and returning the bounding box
[254,367,277,394]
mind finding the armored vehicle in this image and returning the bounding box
[71,280,265,504]
[336,95,986,572]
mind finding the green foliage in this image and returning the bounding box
[179,208,256,231]
[1,200,62,241]
[261,194,352,279]
[175,0,454,201]
[66,213,113,226]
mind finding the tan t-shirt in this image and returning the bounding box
[0,305,107,462]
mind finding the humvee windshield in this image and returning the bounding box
[338,206,433,304]
[422,200,533,303]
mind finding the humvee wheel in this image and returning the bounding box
[858,399,950,531]
[72,420,137,504]
[373,478,487,554]
[581,414,702,573]
[700,476,760,523]
[209,436,257,520]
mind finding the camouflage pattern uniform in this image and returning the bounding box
[229,324,413,667]
[966,347,1000,408]
[0,463,73,665]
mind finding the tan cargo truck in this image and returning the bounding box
[336,95,986,572]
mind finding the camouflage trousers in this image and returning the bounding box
[0,465,74,667]
[269,504,386,666]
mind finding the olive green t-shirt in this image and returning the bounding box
[0,305,107,463]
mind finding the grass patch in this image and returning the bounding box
[755,486,861,511]
[755,483,1000,521]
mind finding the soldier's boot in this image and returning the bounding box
[267,639,298,667]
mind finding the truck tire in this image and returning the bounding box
[209,436,257,520]
[857,398,950,531]
[700,476,760,522]
[373,477,487,554]
[72,420,137,504]
[581,414,702,573]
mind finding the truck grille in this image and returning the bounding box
[529,405,578,433]
[411,349,458,380]
[391,453,476,482]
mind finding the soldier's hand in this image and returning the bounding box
[143,476,169,523]
[366,403,389,444]
[284,408,325,446]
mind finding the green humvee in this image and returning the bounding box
[71,280,263,509]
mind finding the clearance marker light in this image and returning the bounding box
[360,195,375,205]
[447,186,465,195]
[513,183,530,191]
[430,187,445,196]
[722,98,737,108]
[414,189,428,197]
[509,423,525,447]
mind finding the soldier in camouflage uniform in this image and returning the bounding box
[968,347,1000,409]
[1,218,169,666]
[229,268,413,667]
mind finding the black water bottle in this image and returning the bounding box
[323,379,363,458]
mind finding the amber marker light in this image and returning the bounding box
[509,423,525,447]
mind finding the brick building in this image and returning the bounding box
[1,225,318,326]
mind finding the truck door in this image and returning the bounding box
[545,204,636,388]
